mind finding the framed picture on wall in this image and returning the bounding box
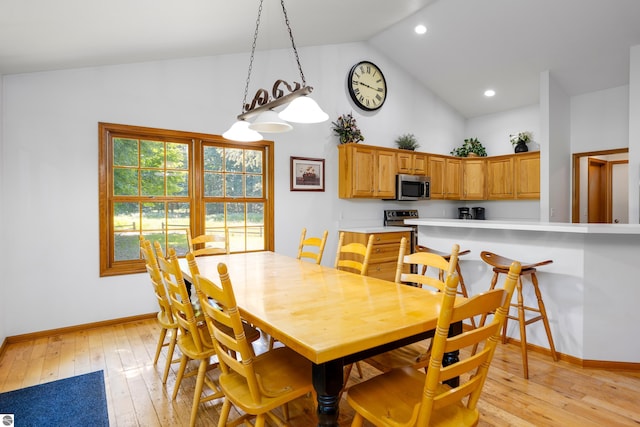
[290,156,325,192]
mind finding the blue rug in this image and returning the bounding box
[0,370,109,427]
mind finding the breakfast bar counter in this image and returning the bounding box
[406,218,640,366]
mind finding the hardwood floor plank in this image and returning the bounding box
[73,329,91,375]
[39,335,63,383]
[57,332,77,379]
[1,318,639,426]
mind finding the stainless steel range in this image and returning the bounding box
[383,209,419,253]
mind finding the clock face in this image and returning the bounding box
[348,61,387,111]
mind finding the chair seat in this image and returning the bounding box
[214,319,261,344]
[157,311,177,329]
[481,251,552,271]
[364,340,431,372]
[347,367,479,427]
[219,346,313,414]
[177,329,217,360]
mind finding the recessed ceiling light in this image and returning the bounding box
[484,89,496,97]
[414,24,427,35]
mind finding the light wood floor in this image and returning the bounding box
[1,318,639,426]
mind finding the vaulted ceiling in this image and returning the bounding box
[2,0,640,118]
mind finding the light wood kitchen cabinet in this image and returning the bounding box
[428,155,446,199]
[444,158,462,199]
[338,144,396,199]
[462,158,486,200]
[338,144,539,201]
[515,152,540,199]
[340,230,411,282]
[397,152,428,175]
[487,155,514,199]
[429,155,461,199]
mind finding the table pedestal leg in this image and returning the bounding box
[443,321,462,388]
[312,359,343,427]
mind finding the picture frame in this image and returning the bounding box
[290,156,325,192]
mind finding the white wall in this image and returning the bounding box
[0,76,6,345]
[0,42,465,336]
[465,104,541,156]
[544,72,572,222]
[571,86,630,153]
[630,45,640,224]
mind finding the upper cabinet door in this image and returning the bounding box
[376,150,397,198]
[515,152,540,199]
[428,155,446,199]
[462,158,486,200]
[444,158,462,199]
[487,156,514,199]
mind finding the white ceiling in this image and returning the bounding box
[2,0,640,118]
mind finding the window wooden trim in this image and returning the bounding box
[99,122,274,276]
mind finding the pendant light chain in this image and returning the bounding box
[280,0,306,87]
[241,0,264,114]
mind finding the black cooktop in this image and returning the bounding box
[383,209,419,221]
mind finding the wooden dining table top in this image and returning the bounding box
[179,251,456,365]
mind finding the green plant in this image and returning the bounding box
[510,131,532,145]
[394,133,420,151]
[450,138,487,157]
[331,113,364,144]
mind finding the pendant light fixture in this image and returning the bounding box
[222,0,328,142]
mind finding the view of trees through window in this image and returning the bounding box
[99,123,274,276]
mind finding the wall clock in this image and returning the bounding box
[348,61,387,111]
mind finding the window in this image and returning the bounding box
[99,123,274,276]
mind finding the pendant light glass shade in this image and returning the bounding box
[278,96,329,124]
[248,110,293,133]
[222,120,263,142]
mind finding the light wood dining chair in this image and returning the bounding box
[297,228,329,264]
[187,228,229,257]
[185,252,261,348]
[416,245,472,297]
[364,241,460,373]
[397,243,460,292]
[334,232,374,275]
[347,261,521,427]
[334,232,375,381]
[157,247,223,427]
[139,237,178,384]
[194,262,315,427]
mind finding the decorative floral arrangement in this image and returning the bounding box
[510,131,532,145]
[331,113,364,144]
[450,138,487,157]
[395,133,420,151]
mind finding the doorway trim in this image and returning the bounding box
[572,147,628,223]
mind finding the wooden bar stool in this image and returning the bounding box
[479,251,558,379]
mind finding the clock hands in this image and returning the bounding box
[358,81,374,90]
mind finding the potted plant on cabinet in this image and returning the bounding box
[450,138,487,157]
[331,113,364,144]
[510,131,532,153]
[395,133,420,151]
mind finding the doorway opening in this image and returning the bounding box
[572,148,628,223]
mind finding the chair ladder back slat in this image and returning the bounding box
[335,232,374,275]
[297,228,329,264]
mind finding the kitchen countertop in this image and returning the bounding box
[338,226,411,234]
[406,218,640,235]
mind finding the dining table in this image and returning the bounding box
[179,251,462,427]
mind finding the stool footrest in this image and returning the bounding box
[510,303,543,313]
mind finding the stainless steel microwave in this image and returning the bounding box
[394,174,430,201]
